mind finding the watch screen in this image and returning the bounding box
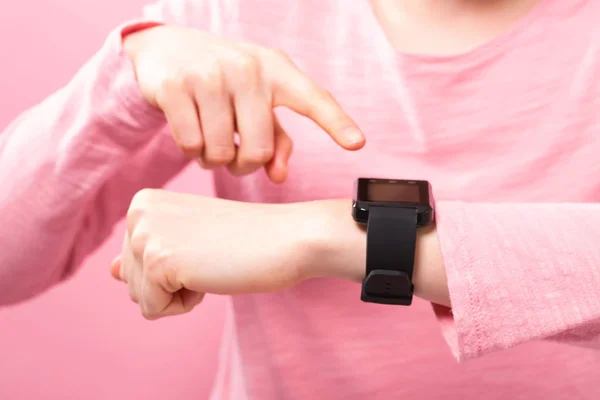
[366,182,421,202]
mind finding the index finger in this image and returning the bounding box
[268,58,366,150]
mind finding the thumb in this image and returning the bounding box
[110,255,123,281]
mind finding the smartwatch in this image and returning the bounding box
[352,178,435,306]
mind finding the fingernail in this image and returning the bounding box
[345,128,365,145]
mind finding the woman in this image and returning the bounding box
[1,0,599,398]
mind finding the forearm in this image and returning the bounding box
[296,199,450,307]
[291,198,600,361]
[0,24,171,306]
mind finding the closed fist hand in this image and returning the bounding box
[111,189,316,319]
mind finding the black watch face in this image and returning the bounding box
[355,178,431,205]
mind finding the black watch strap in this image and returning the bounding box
[362,206,418,306]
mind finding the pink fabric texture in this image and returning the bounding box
[1,0,600,398]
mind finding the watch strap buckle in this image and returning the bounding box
[361,269,413,306]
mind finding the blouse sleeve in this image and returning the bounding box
[0,0,220,306]
[433,201,600,360]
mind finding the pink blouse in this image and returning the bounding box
[1,0,599,398]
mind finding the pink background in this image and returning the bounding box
[0,1,225,399]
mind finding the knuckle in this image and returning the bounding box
[141,240,180,293]
[129,226,150,258]
[200,57,223,81]
[226,163,246,176]
[178,139,204,157]
[242,146,274,165]
[156,64,217,105]
[192,60,224,93]
[128,287,139,303]
[162,262,182,294]
[235,53,260,74]
[130,188,155,211]
[297,79,321,101]
[181,71,203,90]
[155,76,184,105]
[270,48,292,63]
[280,134,294,153]
[142,240,168,276]
[205,145,236,165]
[166,66,191,87]
[141,307,157,320]
[126,206,144,233]
[127,189,155,232]
[159,76,182,92]
[309,85,333,104]
[198,73,223,96]
[318,88,335,102]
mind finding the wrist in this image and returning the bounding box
[414,225,450,306]
[293,199,366,283]
[291,199,450,307]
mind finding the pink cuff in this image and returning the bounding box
[121,21,165,42]
[431,201,600,361]
[106,21,167,133]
